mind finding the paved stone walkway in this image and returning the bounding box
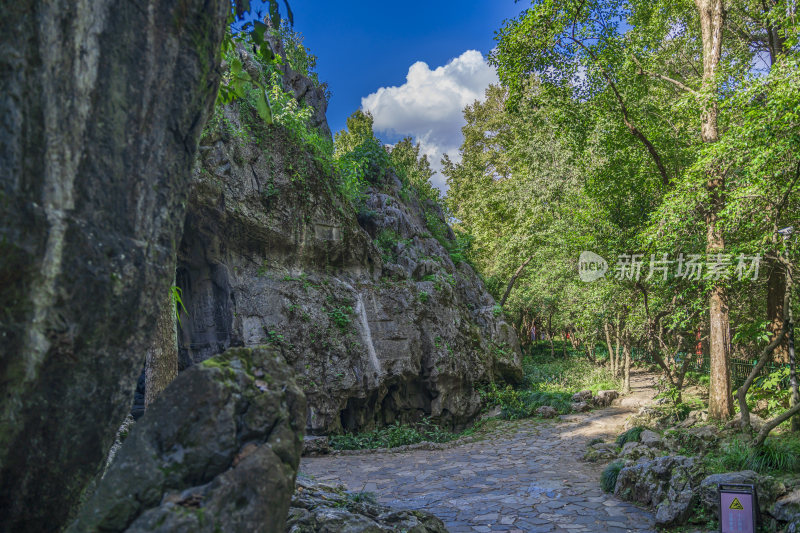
[301,372,660,533]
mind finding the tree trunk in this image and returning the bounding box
[767,262,789,362]
[604,321,616,373]
[586,342,596,364]
[623,339,632,394]
[696,0,733,420]
[145,286,179,407]
[790,295,799,432]
[614,315,623,378]
[0,1,227,528]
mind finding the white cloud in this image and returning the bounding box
[361,50,498,192]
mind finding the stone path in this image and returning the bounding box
[301,371,660,533]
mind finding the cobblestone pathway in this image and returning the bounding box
[301,372,662,533]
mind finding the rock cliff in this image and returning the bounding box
[0,0,226,528]
[181,104,522,435]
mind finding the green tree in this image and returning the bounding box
[389,137,438,202]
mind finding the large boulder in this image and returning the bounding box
[593,390,619,407]
[773,489,800,522]
[303,436,332,457]
[288,477,448,532]
[699,471,786,519]
[536,406,558,418]
[0,0,227,528]
[639,430,664,449]
[572,390,593,402]
[571,401,592,413]
[614,455,705,527]
[583,442,618,463]
[185,105,523,435]
[68,347,305,533]
[619,442,656,462]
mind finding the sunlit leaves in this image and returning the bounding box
[216,1,295,123]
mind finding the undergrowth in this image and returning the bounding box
[329,418,484,450]
[480,384,572,420]
[523,353,620,394]
[706,436,800,474]
[479,353,621,420]
[601,461,625,493]
[615,427,645,446]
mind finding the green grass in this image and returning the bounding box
[479,352,621,421]
[615,427,645,446]
[707,436,800,474]
[601,461,625,493]
[329,418,481,450]
[479,383,574,420]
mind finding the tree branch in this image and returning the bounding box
[500,255,534,306]
[753,401,800,446]
[737,274,791,431]
[776,160,800,221]
[566,1,670,186]
[631,56,699,96]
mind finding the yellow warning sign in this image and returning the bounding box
[729,497,744,510]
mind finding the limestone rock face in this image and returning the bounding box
[184,111,522,435]
[614,455,705,527]
[288,477,448,532]
[638,430,664,449]
[69,347,305,533]
[773,489,800,522]
[0,0,226,528]
[619,442,656,462]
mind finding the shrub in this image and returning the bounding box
[479,384,572,420]
[327,305,353,332]
[373,229,410,263]
[601,461,625,493]
[272,22,328,96]
[335,138,390,208]
[616,427,645,446]
[266,72,333,164]
[522,354,620,394]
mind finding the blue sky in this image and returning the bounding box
[284,2,524,132]
[263,1,527,189]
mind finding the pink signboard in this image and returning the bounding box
[720,489,755,533]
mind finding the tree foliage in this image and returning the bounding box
[448,0,800,432]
